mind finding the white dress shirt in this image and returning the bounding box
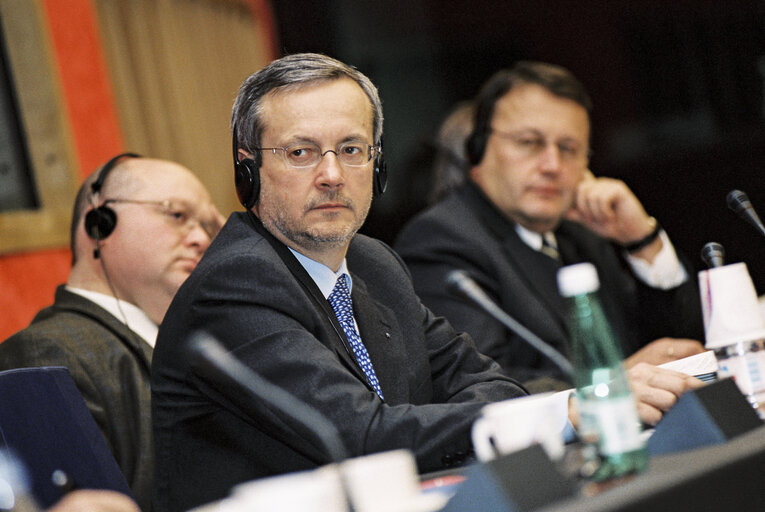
[514,224,688,289]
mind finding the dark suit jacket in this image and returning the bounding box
[395,182,704,385]
[0,286,154,511]
[151,212,526,512]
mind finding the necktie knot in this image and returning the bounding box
[540,234,561,262]
[328,275,384,399]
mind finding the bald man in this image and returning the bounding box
[0,155,224,511]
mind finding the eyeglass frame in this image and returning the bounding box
[102,198,218,239]
[489,128,591,162]
[251,141,382,169]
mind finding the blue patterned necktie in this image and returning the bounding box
[328,274,384,399]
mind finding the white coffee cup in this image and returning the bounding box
[472,393,565,461]
[698,262,765,349]
[340,449,447,512]
[227,465,347,512]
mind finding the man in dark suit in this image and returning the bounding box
[151,54,703,512]
[0,155,224,511]
[395,61,705,392]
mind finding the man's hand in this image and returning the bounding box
[566,363,703,428]
[48,490,140,512]
[625,338,707,368]
[628,363,705,426]
[565,171,662,261]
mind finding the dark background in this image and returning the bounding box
[269,0,765,292]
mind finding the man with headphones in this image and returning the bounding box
[150,52,528,512]
[151,54,704,512]
[0,155,224,511]
[396,61,705,391]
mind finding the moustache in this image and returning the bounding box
[306,191,354,211]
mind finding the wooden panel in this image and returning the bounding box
[0,0,79,253]
[94,0,277,217]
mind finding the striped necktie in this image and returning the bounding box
[540,234,561,262]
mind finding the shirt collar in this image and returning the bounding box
[289,249,351,299]
[514,223,558,252]
[65,286,158,347]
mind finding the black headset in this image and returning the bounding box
[466,71,518,167]
[466,122,489,167]
[84,152,141,241]
[466,99,497,167]
[232,127,387,209]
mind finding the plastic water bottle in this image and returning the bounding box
[557,263,648,481]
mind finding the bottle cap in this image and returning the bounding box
[557,263,600,297]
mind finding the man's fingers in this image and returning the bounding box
[628,363,704,425]
[634,381,681,412]
[636,401,663,427]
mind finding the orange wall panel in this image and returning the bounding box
[0,249,71,337]
[42,0,125,172]
[0,0,124,341]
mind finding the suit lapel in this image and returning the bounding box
[245,213,370,387]
[349,274,407,404]
[499,231,569,333]
[464,184,570,339]
[56,287,154,371]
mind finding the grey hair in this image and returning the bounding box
[231,53,383,154]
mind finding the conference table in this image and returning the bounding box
[534,423,765,512]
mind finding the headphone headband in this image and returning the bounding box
[91,152,142,196]
[84,152,142,246]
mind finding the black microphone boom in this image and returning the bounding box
[445,270,574,380]
[187,331,349,463]
[727,189,765,237]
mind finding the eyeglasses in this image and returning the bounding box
[253,141,381,169]
[103,199,219,238]
[490,128,590,162]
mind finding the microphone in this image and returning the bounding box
[187,331,349,464]
[701,242,725,268]
[445,270,574,380]
[727,189,765,237]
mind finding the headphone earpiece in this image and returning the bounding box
[84,152,141,245]
[84,205,118,240]
[234,153,261,209]
[233,125,261,209]
[373,150,387,197]
[466,127,487,167]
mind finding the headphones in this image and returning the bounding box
[466,123,489,167]
[466,71,518,167]
[232,127,388,209]
[84,152,141,242]
[466,98,496,166]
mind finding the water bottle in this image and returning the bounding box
[557,263,648,481]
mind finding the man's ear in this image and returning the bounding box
[237,148,253,162]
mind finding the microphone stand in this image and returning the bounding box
[446,270,574,380]
[188,332,361,511]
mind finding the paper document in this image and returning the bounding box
[659,350,717,380]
